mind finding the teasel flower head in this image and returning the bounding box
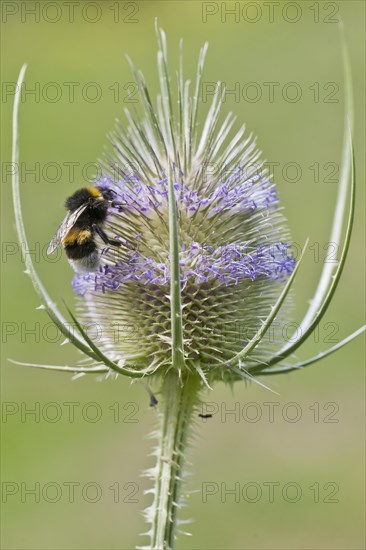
[11,22,363,550]
[70,37,298,385]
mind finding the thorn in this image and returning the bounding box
[160,456,179,468]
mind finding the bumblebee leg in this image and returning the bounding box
[93,224,121,247]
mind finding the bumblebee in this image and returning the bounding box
[47,186,122,272]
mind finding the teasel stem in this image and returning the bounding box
[148,371,200,549]
[146,146,201,549]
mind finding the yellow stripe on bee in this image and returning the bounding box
[86,186,102,198]
[63,228,92,246]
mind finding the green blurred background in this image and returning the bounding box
[1,1,365,548]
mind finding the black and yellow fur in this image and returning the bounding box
[63,186,120,271]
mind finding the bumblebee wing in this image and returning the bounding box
[47,204,89,254]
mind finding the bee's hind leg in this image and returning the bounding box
[93,224,121,247]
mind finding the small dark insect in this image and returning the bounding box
[149,393,159,407]
[198,413,213,419]
[139,382,158,407]
[47,186,123,272]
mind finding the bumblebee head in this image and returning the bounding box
[99,188,115,202]
[97,187,125,209]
